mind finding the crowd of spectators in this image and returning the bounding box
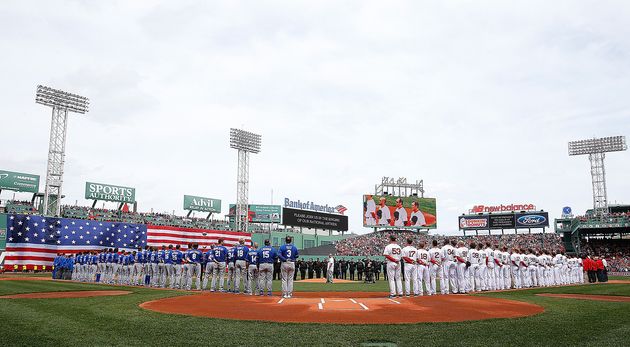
[334,230,566,257]
[581,239,630,272]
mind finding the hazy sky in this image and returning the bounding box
[1,1,629,235]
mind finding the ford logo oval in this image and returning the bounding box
[517,215,546,225]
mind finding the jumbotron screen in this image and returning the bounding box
[363,194,437,229]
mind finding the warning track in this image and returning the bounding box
[140,291,543,324]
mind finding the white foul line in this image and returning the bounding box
[359,303,369,310]
[318,303,323,310]
[349,299,357,303]
[388,298,401,304]
[278,298,285,304]
[321,298,325,304]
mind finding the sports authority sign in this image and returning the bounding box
[184,195,221,213]
[85,182,135,203]
[0,170,40,193]
[469,203,537,214]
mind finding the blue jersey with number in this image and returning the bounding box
[113,253,120,264]
[188,250,202,264]
[227,248,236,263]
[204,251,214,263]
[164,250,173,264]
[172,250,183,264]
[278,244,299,262]
[257,246,277,264]
[247,249,258,264]
[213,246,228,262]
[235,245,250,261]
[150,251,159,263]
[158,250,165,263]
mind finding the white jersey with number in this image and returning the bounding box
[383,243,402,262]
[469,249,481,265]
[442,245,455,262]
[378,206,391,225]
[455,247,469,263]
[417,248,430,266]
[327,257,334,272]
[528,254,538,266]
[429,247,442,265]
[394,207,408,227]
[485,248,494,265]
[510,253,520,266]
[401,246,417,264]
[409,210,426,226]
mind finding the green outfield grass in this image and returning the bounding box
[0,278,629,347]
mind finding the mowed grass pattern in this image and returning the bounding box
[0,277,629,346]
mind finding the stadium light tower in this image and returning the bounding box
[35,85,89,216]
[568,136,626,217]
[230,128,261,232]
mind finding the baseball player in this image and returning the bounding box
[428,239,442,295]
[468,243,481,292]
[202,246,215,290]
[416,242,430,296]
[487,243,500,291]
[112,248,122,285]
[246,242,259,295]
[383,235,403,298]
[364,195,377,226]
[257,239,277,296]
[226,246,236,292]
[150,246,160,287]
[163,245,174,288]
[501,246,511,290]
[394,198,408,227]
[401,238,417,296]
[234,238,250,294]
[327,254,334,284]
[210,238,228,292]
[279,236,299,298]
[376,198,392,226]
[440,240,454,294]
[157,245,166,288]
[186,244,202,290]
[181,244,192,289]
[537,250,546,287]
[454,241,469,294]
[527,249,538,287]
[409,201,426,227]
[132,247,143,286]
[143,246,152,286]
[510,248,522,289]
[520,248,530,288]
[171,245,184,289]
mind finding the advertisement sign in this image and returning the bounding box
[229,204,282,223]
[283,198,339,214]
[469,203,537,214]
[459,212,549,230]
[489,214,515,229]
[363,195,437,229]
[459,215,489,230]
[515,212,549,228]
[282,207,348,231]
[0,170,40,193]
[85,182,135,203]
[184,195,221,213]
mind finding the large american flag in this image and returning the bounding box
[3,214,251,270]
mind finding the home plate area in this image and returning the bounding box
[140,291,543,324]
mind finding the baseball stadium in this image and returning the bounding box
[2,2,630,347]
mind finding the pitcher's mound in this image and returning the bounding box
[141,292,543,324]
[0,290,131,299]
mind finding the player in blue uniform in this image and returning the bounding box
[186,243,202,290]
[202,246,215,290]
[158,245,167,288]
[234,239,250,294]
[257,239,277,296]
[246,242,259,295]
[226,247,236,292]
[172,245,184,289]
[279,236,299,298]
[149,246,160,287]
[211,239,229,292]
[164,245,174,288]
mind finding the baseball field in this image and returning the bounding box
[0,274,629,346]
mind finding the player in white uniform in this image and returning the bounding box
[364,195,377,226]
[526,249,538,287]
[416,242,430,296]
[383,235,403,298]
[394,198,408,227]
[409,201,426,227]
[510,248,522,289]
[428,240,442,295]
[454,241,469,294]
[468,243,481,292]
[553,252,562,286]
[401,239,417,296]
[441,240,457,294]
[536,251,546,287]
[376,198,392,226]
[500,247,511,290]
[477,244,488,291]
[484,243,496,291]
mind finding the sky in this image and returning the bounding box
[1,1,629,235]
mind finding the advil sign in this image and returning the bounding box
[184,195,221,213]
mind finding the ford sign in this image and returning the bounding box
[517,215,546,226]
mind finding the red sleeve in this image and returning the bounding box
[385,255,398,263]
